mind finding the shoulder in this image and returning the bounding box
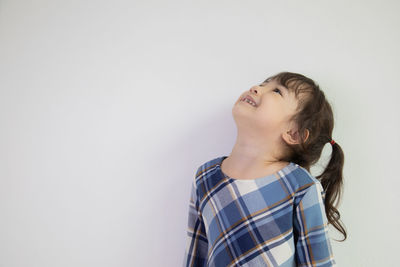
[284,163,325,201]
[191,155,225,196]
[194,156,223,178]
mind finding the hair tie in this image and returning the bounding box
[330,139,335,145]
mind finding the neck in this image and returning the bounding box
[221,137,289,179]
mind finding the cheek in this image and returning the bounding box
[254,103,285,128]
[256,100,281,117]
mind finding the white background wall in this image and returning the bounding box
[1,0,399,266]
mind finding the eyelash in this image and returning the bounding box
[273,88,282,95]
[259,83,282,96]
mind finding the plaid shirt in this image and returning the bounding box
[183,156,336,267]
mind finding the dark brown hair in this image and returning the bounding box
[264,71,347,242]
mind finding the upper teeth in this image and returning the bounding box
[243,98,256,106]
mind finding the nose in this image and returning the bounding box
[250,86,258,94]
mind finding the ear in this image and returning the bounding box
[283,127,309,145]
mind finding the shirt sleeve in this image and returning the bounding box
[182,175,209,267]
[293,182,337,267]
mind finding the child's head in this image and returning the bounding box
[233,71,334,168]
[232,71,347,241]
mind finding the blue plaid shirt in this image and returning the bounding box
[183,156,336,267]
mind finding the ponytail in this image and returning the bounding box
[317,140,347,241]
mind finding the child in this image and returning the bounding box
[183,71,346,267]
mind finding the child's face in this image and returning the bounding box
[232,78,300,137]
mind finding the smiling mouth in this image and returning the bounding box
[240,98,257,107]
